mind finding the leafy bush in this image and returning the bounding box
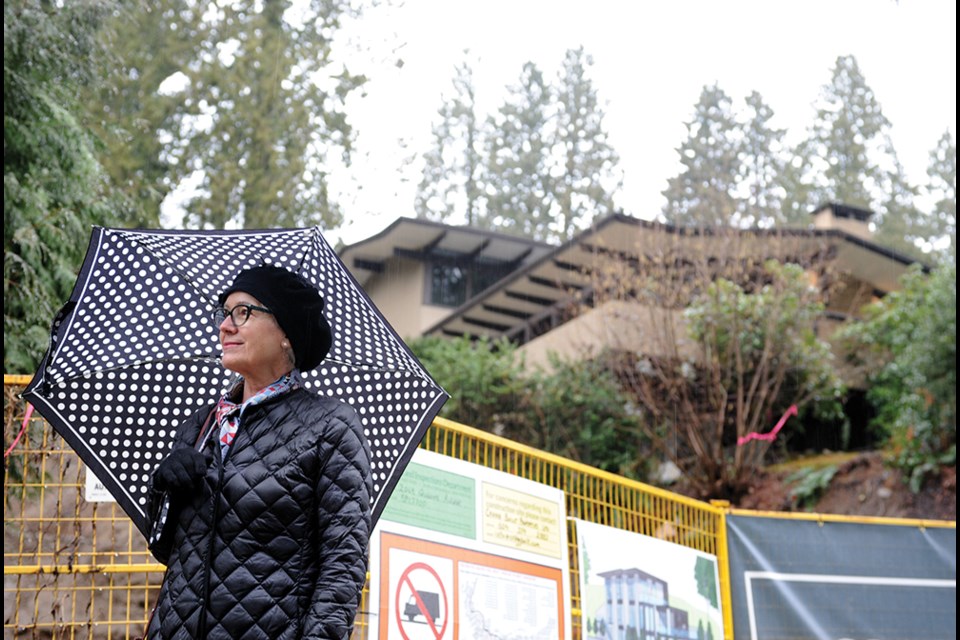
[409,335,528,432]
[410,336,650,479]
[839,263,957,491]
[675,260,846,497]
[522,353,649,479]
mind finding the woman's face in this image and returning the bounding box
[218,291,292,383]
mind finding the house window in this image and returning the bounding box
[428,260,513,308]
[472,263,509,295]
[431,264,467,307]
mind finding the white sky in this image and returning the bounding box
[324,0,956,246]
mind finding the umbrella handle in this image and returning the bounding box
[4,403,34,458]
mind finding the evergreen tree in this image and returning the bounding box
[779,146,818,227]
[416,47,620,240]
[552,47,621,240]
[875,158,926,258]
[661,84,740,227]
[414,109,457,222]
[737,91,788,228]
[924,130,957,260]
[801,55,931,254]
[98,0,365,230]
[4,0,135,372]
[415,56,485,225]
[806,55,888,210]
[86,1,204,228]
[482,62,554,239]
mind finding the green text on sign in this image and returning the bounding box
[381,462,476,539]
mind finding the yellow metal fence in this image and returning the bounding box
[3,375,723,638]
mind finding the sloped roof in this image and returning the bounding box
[338,217,554,288]
[813,202,874,221]
[418,213,928,344]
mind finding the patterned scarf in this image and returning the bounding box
[215,370,303,460]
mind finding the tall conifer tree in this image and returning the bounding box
[737,91,788,228]
[875,159,925,257]
[661,84,739,227]
[86,1,204,228]
[552,47,621,240]
[482,62,554,239]
[95,0,365,230]
[924,130,957,260]
[801,55,931,255]
[806,56,887,210]
[4,0,133,371]
[778,148,818,227]
[414,57,485,225]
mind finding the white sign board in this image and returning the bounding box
[85,465,117,502]
[576,519,724,640]
[369,449,571,640]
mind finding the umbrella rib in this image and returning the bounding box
[45,355,223,386]
[322,357,436,381]
[125,233,224,305]
[126,227,320,304]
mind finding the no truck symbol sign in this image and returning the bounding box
[395,562,449,640]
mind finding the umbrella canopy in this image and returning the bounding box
[23,226,448,538]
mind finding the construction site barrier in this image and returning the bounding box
[5,375,953,639]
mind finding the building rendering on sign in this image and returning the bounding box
[595,567,689,640]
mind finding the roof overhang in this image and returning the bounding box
[338,217,554,288]
[422,213,928,344]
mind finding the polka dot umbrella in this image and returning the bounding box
[22,226,448,539]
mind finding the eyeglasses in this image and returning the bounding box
[212,303,273,328]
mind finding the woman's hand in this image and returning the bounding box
[154,448,207,494]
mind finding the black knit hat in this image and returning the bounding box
[218,265,332,371]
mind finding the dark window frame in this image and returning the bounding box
[426,258,514,308]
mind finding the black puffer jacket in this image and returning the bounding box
[146,388,372,639]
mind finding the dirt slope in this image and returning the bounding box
[737,452,956,521]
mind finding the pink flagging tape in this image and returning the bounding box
[4,403,33,458]
[737,404,798,446]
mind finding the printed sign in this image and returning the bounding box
[393,557,451,640]
[576,519,724,640]
[85,466,116,502]
[481,483,561,557]
[381,461,476,539]
[370,449,570,639]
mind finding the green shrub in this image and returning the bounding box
[410,336,650,479]
[840,264,957,490]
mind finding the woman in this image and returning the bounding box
[146,265,372,640]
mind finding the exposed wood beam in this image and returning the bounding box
[352,258,384,273]
[461,316,513,332]
[481,303,533,320]
[527,275,586,292]
[503,290,559,307]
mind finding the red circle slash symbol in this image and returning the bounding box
[395,561,449,640]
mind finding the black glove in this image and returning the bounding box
[153,447,207,494]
